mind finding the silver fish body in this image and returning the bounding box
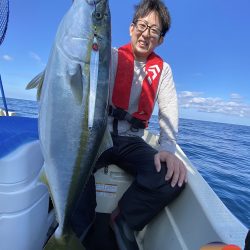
[39,0,111,248]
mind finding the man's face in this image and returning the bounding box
[130,11,163,61]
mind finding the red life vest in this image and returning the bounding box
[112,43,163,126]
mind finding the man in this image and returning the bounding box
[72,0,187,249]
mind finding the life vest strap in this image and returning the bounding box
[109,106,146,135]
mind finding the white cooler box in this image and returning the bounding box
[0,140,49,250]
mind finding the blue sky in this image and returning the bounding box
[0,0,250,126]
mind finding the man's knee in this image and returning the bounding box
[160,181,185,205]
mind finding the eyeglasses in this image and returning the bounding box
[134,19,162,39]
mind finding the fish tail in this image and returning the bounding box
[44,230,86,250]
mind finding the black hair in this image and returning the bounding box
[132,0,171,37]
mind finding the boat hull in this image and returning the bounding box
[94,131,247,249]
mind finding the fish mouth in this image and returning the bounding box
[91,0,109,23]
[86,0,103,5]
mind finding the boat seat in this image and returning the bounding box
[0,116,50,250]
[95,164,134,213]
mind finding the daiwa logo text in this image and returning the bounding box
[146,65,160,84]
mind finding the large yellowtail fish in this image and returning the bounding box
[38,0,111,249]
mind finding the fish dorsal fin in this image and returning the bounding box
[26,70,45,100]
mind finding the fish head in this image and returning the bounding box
[56,0,110,61]
[90,0,111,55]
[43,0,111,105]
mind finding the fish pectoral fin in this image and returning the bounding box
[69,64,83,105]
[25,70,45,100]
[44,230,86,250]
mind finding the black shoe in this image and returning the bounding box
[110,209,139,250]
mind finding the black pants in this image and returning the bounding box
[71,135,185,236]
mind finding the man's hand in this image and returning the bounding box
[154,151,187,188]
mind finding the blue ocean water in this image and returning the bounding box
[150,115,250,229]
[1,97,250,229]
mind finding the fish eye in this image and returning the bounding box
[95,12,102,20]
